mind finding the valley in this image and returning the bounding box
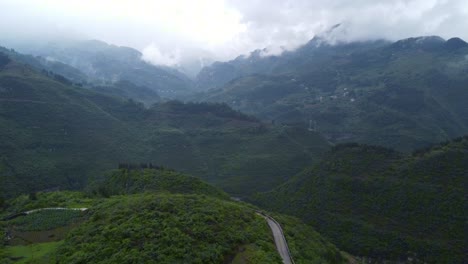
[1,32,467,263]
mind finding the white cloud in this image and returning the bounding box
[0,0,467,68]
[141,43,181,66]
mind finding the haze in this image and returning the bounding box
[1,0,467,68]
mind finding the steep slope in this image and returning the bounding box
[0,54,330,198]
[0,57,147,198]
[250,137,468,263]
[195,36,468,151]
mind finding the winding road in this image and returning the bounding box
[257,212,295,264]
[5,205,294,263]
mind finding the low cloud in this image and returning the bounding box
[142,44,182,67]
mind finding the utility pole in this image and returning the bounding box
[308,120,317,132]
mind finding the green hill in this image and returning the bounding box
[0,169,345,264]
[194,36,468,151]
[250,136,467,263]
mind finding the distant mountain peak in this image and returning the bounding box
[445,37,468,50]
[390,35,445,51]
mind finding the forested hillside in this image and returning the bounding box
[251,136,468,263]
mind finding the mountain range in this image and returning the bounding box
[0,34,466,263]
[192,36,468,151]
[0,52,329,198]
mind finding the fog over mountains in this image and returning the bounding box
[2,0,468,71]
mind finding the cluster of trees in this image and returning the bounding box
[92,168,228,200]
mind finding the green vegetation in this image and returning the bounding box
[251,136,468,263]
[0,241,63,264]
[55,193,280,264]
[8,210,83,231]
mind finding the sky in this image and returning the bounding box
[0,0,467,67]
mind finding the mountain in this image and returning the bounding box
[0,46,162,105]
[193,36,468,151]
[0,168,345,264]
[0,46,88,84]
[24,40,194,97]
[250,136,468,263]
[0,52,330,198]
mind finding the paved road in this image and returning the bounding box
[25,207,88,214]
[257,212,294,264]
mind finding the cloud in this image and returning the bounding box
[225,0,468,52]
[141,44,181,67]
[0,0,467,68]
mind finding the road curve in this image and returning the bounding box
[257,212,294,264]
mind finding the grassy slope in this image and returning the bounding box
[250,137,467,263]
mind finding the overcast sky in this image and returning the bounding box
[1,0,467,66]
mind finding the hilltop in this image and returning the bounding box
[0,168,345,264]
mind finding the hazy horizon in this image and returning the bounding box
[1,0,468,69]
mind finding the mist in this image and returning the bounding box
[1,0,467,70]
